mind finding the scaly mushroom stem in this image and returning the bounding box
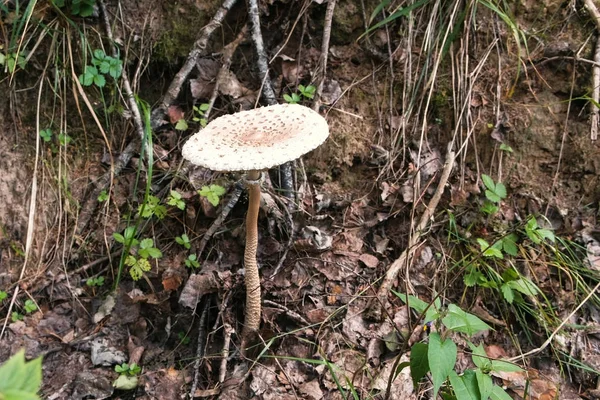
[241,169,262,354]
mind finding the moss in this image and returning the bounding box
[153,4,212,63]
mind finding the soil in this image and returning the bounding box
[1,0,600,399]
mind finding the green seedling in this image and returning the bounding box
[114,228,162,281]
[175,119,188,131]
[499,143,513,153]
[98,190,109,202]
[11,312,23,322]
[178,331,191,345]
[481,174,506,204]
[86,276,105,287]
[52,0,96,17]
[0,291,7,302]
[137,195,167,219]
[185,254,200,269]
[58,133,72,146]
[24,300,37,314]
[39,129,53,143]
[167,190,185,210]
[193,103,209,127]
[524,216,555,244]
[283,92,301,104]
[2,52,27,73]
[198,184,226,207]
[113,362,141,390]
[115,362,141,376]
[175,234,191,250]
[79,49,122,88]
[0,349,42,400]
[298,84,316,99]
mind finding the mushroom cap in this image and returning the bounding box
[182,104,329,171]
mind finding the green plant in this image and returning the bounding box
[39,129,52,143]
[0,290,7,302]
[23,300,37,314]
[175,119,188,131]
[185,254,200,269]
[113,228,162,281]
[79,49,122,88]
[0,349,42,400]
[178,331,191,345]
[137,195,167,219]
[115,362,141,376]
[52,0,97,17]
[97,190,109,202]
[113,362,141,390]
[283,92,301,104]
[166,190,185,210]
[11,312,23,322]
[1,52,27,73]
[86,276,105,287]
[395,293,521,400]
[175,234,191,250]
[192,103,209,127]
[58,133,72,146]
[481,174,506,204]
[298,84,316,99]
[198,184,226,207]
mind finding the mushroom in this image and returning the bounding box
[182,103,329,350]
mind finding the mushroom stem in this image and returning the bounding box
[241,169,262,353]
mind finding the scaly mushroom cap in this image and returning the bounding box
[182,104,329,171]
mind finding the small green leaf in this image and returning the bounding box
[24,300,37,314]
[481,175,495,192]
[428,332,457,400]
[0,349,42,398]
[409,342,429,386]
[499,143,513,153]
[490,359,523,373]
[0,291,7,302]
[199,103,209,112]
[500,283,514,304]
[175,119,188,131]
[113,233,125,243]
[469,343,492,371]
[94,74,106,88]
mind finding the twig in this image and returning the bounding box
[585,0,600,140]
[195,180,244,258]
[246,0,295,199]
[150,0,239,130]
[312,0,336,112]
[219,323,234,383]
[189,298,211,398]
[205,26,249,120]
[366,144,455,320]
[263,299,310,326]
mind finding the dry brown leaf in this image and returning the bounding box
[359,253,379,269]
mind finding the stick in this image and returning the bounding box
[195,180,244,257]
[219,323,234,383]
[584,0,600,141]
[189,298,211,398]
[366,144,455,320]
[312,0,337,112]
[150,0,239,130]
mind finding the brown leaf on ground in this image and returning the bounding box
[142,367,185,400]
[359,253,379,269]
[179,267,232,308]
[373,355,416,400]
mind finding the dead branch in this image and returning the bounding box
[366,144,455,320]
[150,0,239,130]
[189,298,211,399]
[584,0,600,141]
[195,180,244,258]
[205,25,249,120]
[312,0,337,112]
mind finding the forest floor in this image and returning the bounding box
[1,0,600,399]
